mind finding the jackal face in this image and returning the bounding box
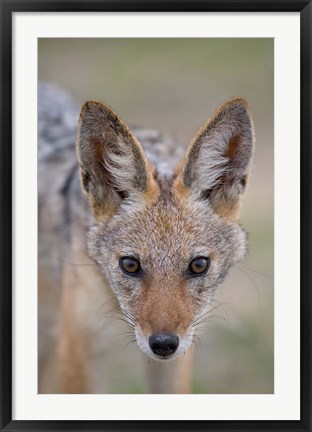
[77,98,255,361]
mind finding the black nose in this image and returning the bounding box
[148,333,179,357]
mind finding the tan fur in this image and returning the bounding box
[146,349,193,394]
[135,277,192,335]
[57,231,114,393]
[39,85,255,394]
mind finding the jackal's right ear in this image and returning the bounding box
[176,98,255,220]
[77,101,155,219]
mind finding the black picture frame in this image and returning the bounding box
[1,1,311,431]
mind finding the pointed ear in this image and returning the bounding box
[178,98,255,220]
[77,101,156,219]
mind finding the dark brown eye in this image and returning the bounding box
[189,257,210,276]
[119,257,141,276]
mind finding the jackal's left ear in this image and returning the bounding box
[178,98,255,220]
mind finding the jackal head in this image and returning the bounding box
[77,98,255,361]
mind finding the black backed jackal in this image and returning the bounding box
[38,84,255,394]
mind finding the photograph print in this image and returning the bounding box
[38,38,274,394]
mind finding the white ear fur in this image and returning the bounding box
[182,98,255,218]
[77,101,150,217]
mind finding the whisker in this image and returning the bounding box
[122,338,137,352]
[192,302,224,327]
[233,265,263,315]
[238,263,272,280]
[209,297,238,319]
[109,330,135,343]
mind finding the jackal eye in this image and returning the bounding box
[188,257,210,276]
[119,257,141,276]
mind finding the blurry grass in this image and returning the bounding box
[38,38,273,142]
[38,38,274,394]
[193,319,274,394]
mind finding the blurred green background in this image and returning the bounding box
[38,38,274,393]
